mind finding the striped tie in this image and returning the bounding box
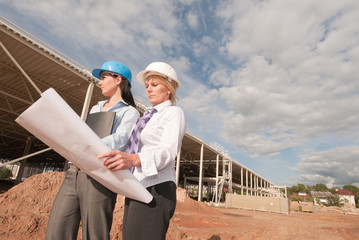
[126,109,157,172]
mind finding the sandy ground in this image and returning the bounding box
[1,172,358,240]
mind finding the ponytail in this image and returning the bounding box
[120,78,136,108]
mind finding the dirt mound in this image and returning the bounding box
[317,203,359,216]
[0,172,64,239]
[0,172,217,239]
[1,172,359,240]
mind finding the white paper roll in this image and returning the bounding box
[15,88,153,203]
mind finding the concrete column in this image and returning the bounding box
[198,143,204,202]
[229,159,233,193]
[246,169,248,195]
[254,175,256,196]
[240,166,243,195]
[215,154,219,203]
[250,172,253,196]
[80,82,95,120]
[264,181,267,197]
[15,137,32,184]
[253,175,256,196]
[259,178,261,196]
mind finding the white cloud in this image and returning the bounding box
[11,0,183,63]
[211,1,359,158]
[186,11,200,30]
[290,174,336,188]
[179,80,232,141]
[292,145,359,186]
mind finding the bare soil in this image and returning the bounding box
[1,172,358,240]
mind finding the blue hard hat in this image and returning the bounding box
[92,61,132,87]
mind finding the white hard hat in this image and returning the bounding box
[136,62,180,87]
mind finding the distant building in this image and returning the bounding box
[335,189,356,206]
[292,192,310,201]
[310,191,332,205]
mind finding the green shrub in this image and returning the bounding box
[325,194,343,207]
[291,196,304,202]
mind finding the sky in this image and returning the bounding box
[1,0,359,188]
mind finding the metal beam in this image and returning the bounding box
[0,90,33,104]
[215,154,219,203]
[0,41,42,95]
[198,143,204,202]
[0,147,52,167]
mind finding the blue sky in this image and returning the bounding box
[1,0,359,188]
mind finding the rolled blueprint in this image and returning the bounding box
[16,88,153,203]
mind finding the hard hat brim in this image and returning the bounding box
[92,68,125,80]
[136,70,180,87]
[92,68,106,80]
[92,68,132,88]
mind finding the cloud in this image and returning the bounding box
[292,145,359,187]
[291,174,336,188]
[186,11,200,30]
[211,1,359,158]
[10,0,184,64]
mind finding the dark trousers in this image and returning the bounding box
[122,181,177,240]
[45,166,117,240]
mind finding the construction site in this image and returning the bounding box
[2,16,359,240]
[0,16,286,213]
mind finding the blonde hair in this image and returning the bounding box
[145,75,179,105]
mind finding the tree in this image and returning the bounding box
[328,187,336,194]
[313,183,328,192]
[288,184,308,195]
[297,184,307,193]
[343,184,359,194]
[325,194,343,207]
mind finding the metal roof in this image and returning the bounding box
[1,17,104,162]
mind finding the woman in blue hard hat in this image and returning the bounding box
[98,62,186,240]
[46,61,139,240]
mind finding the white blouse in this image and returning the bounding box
[134,100,186,188]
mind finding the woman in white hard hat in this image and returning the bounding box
[46,61,139,240]
[98,62,186,240]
